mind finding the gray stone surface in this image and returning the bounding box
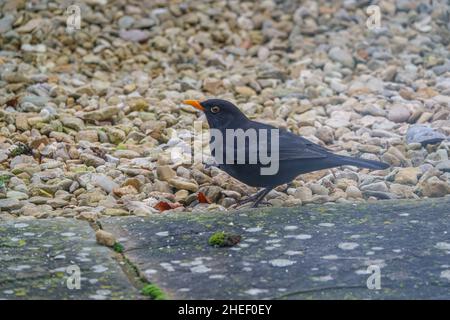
[101,198,450,299]
[0,219,140,299]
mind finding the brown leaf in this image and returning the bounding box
[197,192,211,204]
[154,201,182,212]
[6,97,19,108]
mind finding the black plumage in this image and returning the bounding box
[183,99,389,207]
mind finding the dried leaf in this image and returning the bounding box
[154,201,182,212]
[197,192,211,204]
[6,97,19,108]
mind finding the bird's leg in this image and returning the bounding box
[251,187,274,208]
[236,188,268,206]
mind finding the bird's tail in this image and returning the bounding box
[332,154,390,170]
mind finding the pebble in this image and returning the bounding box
[95,230,116,247]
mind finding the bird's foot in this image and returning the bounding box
[231,187,274,209]
[250,201,272,208]
[232,200,272,209]
[235,194,259,206]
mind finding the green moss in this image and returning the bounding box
[115,143,127,150]
[208,231,241,247]
[10,143,32,157]
[0,175,10,188]
[113,242,124,253]
[208,231,226,246]
[141,284,166,300]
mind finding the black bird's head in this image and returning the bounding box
[183,99,249,129]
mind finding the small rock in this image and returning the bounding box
[235,86,256,97]
[169,178,199,192]
[157,166,176,182]
[119,29,150,42]
[60,116,85,131]
[0,198,23,211]
[346,186,362,198]
[113,185,138,197]
[394,167,421,185]
[95,230,116,247]
[436,160,450,173]
[328,47,354,68]
[406,125,446,146]
[291,187,313,202]
[203,78,223,94]
[83,106,120,121]
[361,181,389,193]
[388,105,411,123]
[419,176,450,198]
[76,130,98,143]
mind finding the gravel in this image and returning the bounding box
[0,0,449,220]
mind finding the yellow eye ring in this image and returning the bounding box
[211,106,220,113]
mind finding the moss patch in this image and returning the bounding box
[208,231,241,247]
[141,284,166,300]
[10,143,32,157]
[113,242,124,253]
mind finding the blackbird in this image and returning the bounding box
[183,99,389,208]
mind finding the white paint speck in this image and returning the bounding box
[338,242,359,250]
[440,270,450,281]
[319,223,335,227]
[322,255,339,260]
[160,262,175,272]
[144,269,158,275]
[355,269,370,275]
[92,265,108,273]
[179,260,203,267]
[284,250,303,256]
[285,234,312,240]
[312,275,333,282]
[61,232,76,237]
[190,265,211,273]
[269,259,296,267]
[8,265,31,271]
[246,227,262,233]
[245,288,269,296]
[435,242,450,250]
[96,289,111,296]
[14,223,29,229]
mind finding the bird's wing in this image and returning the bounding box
[216,121,330,162]
[276,129,330,160]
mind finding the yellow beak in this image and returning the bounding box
[183,100,204,112]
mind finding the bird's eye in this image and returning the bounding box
[211,106,220,113]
